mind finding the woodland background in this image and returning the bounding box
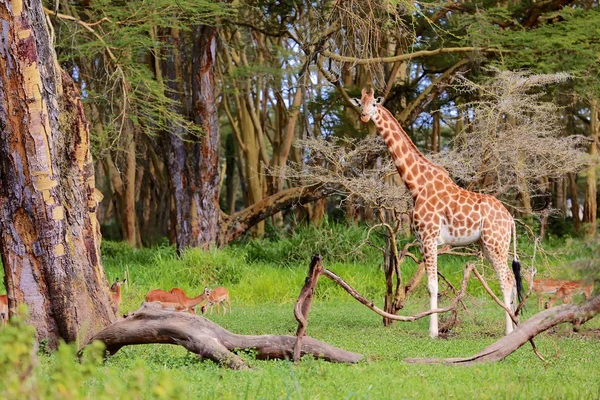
[49,0,600,249]
[1,2,600,396]
[1,0,600,350]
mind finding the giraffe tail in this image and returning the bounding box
[512,260,523,304]
[511,220,523,303]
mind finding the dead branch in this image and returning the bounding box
[294,254,324,362]
[82,302,362,369]
[321,47,509,65]
[321,263,476,322]
[404,294,600,365]
[471,266,545,361]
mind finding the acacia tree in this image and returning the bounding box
[0,0,114,348]
[434,70,591,208]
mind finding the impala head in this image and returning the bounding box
[110,278,126,291]
[350,87,384,123]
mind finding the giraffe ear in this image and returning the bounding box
[349,98,361,107]
[375,96,384,105]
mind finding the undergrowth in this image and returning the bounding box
[0,222,598,399]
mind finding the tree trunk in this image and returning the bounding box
[431,109,440,153]
[120,117,140,247]
[0,0,115,348]
[569,173,581,232]
[84,303,363,369]
[583,99,598,237]
[190,25,221,247]
[163,26,221,252]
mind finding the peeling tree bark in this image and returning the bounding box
[162,25,221,252]
[83,302,363,369]
[0,0,115,348]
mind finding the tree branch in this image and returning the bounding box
[405,293,600,365]
[321,47,509,65]
[219,184,338,245]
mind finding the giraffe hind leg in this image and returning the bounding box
[484,250,516,335]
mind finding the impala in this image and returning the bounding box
[201,286,231,315]
[524,268,594,309]
[0,295,7,325]
[110,278,126,313]
[524,268,564,309]
[545,280,594,308]
[145,287,209,313]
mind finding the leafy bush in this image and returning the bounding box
[0,307,186,399]
[243,221,384,266]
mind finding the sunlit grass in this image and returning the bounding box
[2,223,599,398]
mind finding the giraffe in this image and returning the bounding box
[350,87,523,337]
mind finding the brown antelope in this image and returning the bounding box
[201,286,231,315]
[145,287,209,313]
[523,268,565,309]
[110,278,126,313]
[0,295,7,326]
[545,280,594,308]
[524,268,594,309]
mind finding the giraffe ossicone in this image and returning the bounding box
[353,87,523,338]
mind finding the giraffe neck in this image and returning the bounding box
[373,107,451,198]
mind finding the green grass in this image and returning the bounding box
[36,301,600,399]
[2,223,600,399]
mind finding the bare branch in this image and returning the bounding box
[321,47,509,65]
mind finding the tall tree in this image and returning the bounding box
[163,25,221,251]
[0,0,114,348]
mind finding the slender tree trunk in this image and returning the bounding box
[569,173,582,232]
[163,26,221,252]
[583,99,598,237]
[553,177,565,218]
[0,0,114,348]
[190,25,221,247]
[310,199,326,226]
[224,133,238,214]
[120,117,140,247]
[431,109,440,153]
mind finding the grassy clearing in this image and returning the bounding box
[2,223,599,399]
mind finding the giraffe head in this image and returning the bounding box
[350,87,384,123]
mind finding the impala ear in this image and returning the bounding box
[349,98,361,107]
[375,96,384,105]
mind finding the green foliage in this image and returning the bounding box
[243,221,384,266]
[51,0,234,158]
[3,224,600,399]
[461,7,600,97]
[0,307,185,399]
[0,306,37,398]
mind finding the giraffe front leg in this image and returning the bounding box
[422,242,439,338]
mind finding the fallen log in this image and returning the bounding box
[82,302,362,370]
[405,293,600,365]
